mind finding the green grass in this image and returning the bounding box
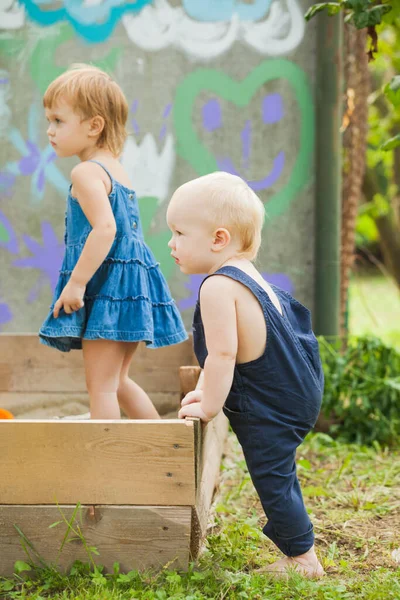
[1,433,400,599]
[349,272,400,350]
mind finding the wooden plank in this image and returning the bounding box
[178,366,229,557]
[179,366,202,399]
[0,504,191,576]
[0,392,180,418]
[0,335,196,393]
[0,421,196,505]
[191,410,229,558]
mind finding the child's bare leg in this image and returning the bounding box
[82,339,125,419]
[117,342,161,419]
[266,545,324,578]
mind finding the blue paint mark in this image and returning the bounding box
[179,272,294,311]
[203,99,222,132]
[217,151,285,192]
[163,103,172,119]
[0,301,12,328]
[263,93,284,124]
[183,0,272,22]
[263,272,293,293]
[241,119,251,171]
[19,0,153,43]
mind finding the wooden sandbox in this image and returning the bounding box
[0,335,228,575]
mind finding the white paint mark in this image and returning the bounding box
[0,0,24,29]
[121,132,175,203]
[122,0,304,60]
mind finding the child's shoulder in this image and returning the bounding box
[199,274,237,303]
[70,161,107,183]
[70,161,112,197]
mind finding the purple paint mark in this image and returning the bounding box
[241,119,251,171]
[262,272,293,294]
[179,272,294,311]
[217,151,285,192]
[203,99,222,132]
[263,93,284,124]
[0,78,9,84]
[18,141,56,193]
[27,275,47,304]
[0,171,16,199]
[163,103,172,119]
[13,221,64,299]
[130,99,140,136]
[159,124,167,142]
[0,211,19,254]
[159,103,172,142]
[131,119,140,136]
[179,274,206,311]
[0,302,12,327]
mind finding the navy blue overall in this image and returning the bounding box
[192,266,324,557]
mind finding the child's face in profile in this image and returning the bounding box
[45,100,91,158]
[167,189,215,275]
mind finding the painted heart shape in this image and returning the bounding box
[173,59,314,219]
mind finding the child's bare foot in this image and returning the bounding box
[257,546,325,579]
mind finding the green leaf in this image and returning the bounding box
[381,133,400,151]
[1,580,15,591]
[298,459,312,470]
[384,379,400,390]
[14,560,32,574]
[49,520,63,528]
[351,4,392,28]
[384,76,400,108]
[305,2,342,20]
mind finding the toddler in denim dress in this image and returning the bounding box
[40,64,187,420]
[167,172,325,578]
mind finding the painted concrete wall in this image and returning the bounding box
[0,0,316,334]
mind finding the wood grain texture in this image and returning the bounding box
[0,420,196,505]
[191,410,229,558]
[0,504,191,576]
[0,335,196,393]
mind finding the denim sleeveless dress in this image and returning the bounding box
[39,161,188,352]
[192,266,324,557]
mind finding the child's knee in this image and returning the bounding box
[86,372,120,395]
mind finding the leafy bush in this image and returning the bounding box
[319,335,400,446]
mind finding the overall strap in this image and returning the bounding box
[87,160,115,187]
[200,266,272,315]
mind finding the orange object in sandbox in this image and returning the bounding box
[0,409,14,419]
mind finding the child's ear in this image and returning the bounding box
[212,228,230,252]
[88,116,105,138]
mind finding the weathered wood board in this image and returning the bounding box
[0,335,197,417]
[0,505,191,574]
[0,420,196,505]
[0,353,229,576]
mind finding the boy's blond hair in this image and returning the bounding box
[43,64,128,157]
[189,172,265,260]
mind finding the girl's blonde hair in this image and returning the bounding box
[43,64,128,157]
[190,172,265,261]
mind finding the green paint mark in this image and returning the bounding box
[173,59,314,219]
[30,24,122,94]
[138,196,174,280]
[0,36,24,57]
[0,224,10,243]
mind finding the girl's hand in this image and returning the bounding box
[181,390,203,407]
[53,280,86,318]
[178,401,212,423]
